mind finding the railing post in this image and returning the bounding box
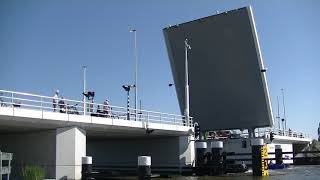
[11,92,14,115]
[146,112,149,129]
[159,113,162,124]
[40,97,43,110]
[11,92,13,106]
[41,97,43,118]
[173,115,176,126]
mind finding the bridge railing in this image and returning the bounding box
[0,89,193,127]
[259,128,310,138]
[268,128,310,139]
[237,128,310,139]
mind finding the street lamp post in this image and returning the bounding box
[281,88,287,131]
[130,29,138,121]
[184,39,191,126]
[122,85,135,120]
[83,66,87,116]
[276,96,281,130]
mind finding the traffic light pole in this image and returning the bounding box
[194,122,200,140]
[126,90,130,120]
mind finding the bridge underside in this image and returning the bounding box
[0,106,191,138]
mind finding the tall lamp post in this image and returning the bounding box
[130,29,138,121]
[276,96,281,130]
[184,39,191,126]
[281,88,287,131]
[83,66,87,116]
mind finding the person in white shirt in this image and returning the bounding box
[53,90,59,112]
[103,99,110,117]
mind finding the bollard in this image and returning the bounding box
[137,156,151,180]
[275,145,283,165]
[195,141,207,175]
[211,141,224,175]
[82,156,92,180]
[195,141,207,165]
[251,138,268,176]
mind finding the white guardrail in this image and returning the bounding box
[236,128,310,139]
[250,128,310,139]
[268,128,310,139]
[0,89,193,127]
[0,151,12,180]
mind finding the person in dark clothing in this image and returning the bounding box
[58,97,66,113]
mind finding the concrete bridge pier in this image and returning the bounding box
[0,126,87,180]
[56,127,86,180]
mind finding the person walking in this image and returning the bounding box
[53,90,59,112]
[58,97,66,113]
[103,99,110,117]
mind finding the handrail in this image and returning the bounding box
[0,89,193,127]
[233,127,310,140]
[0,89,187,117]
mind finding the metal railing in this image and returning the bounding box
[250,128,310,139]
[269,128,310,139]
[235,128,310,139]
[0,89,193,127]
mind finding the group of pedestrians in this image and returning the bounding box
[95,99,111,117]
[52,89,111,116]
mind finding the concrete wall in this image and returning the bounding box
[179,136,195,167]
[87,137,181,167]
[0,130,56,179]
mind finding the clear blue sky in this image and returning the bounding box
[0,0,319,139]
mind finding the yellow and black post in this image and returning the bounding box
[251,138,269,176]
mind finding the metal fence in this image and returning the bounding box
[0,89,193,127]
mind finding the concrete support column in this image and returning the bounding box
[56,127,86,180]
[179,135,195,173]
